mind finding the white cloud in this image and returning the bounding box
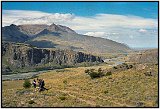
[68,14,157,32]
[84,32,120,39]
[138,29,147,33]
[2,10,157,30]
[2,10,74,26]
[2,10,158,48]
[84,32,106,38]
[13,13,74,25]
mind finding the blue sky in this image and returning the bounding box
[2,2,158,48]
[2,2,158,18]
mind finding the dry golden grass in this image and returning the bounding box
[2,64,158,107]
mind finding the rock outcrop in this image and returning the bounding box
[2,42,103,68]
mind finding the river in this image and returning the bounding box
[104,57,125,66]
[2,70,48,81]
[2,57,125,81]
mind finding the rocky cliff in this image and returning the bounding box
[2,42,103,69]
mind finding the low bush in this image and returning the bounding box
[104,90,108,94]
[59,96,66,100]
[106,71,112,76]
[85,69,90,73]
[113,66,117,69]
[98,68,102,73]
[129,65,133,69]
[85,68,104,79]
[136,102,144,107]
[28,100,35,104]
[23,79,31,89]
[89,72,102,79]
[90,69,95,72]
[63,80,67,84]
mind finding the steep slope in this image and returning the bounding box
[2,24,131,54]
[27,23,131,54]
[18,24,48,36]
[2,41,103,74]
[30,32,130,54]
[17,23,76,36]
[2,24,29,42]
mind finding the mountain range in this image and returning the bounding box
[2,23,131,55]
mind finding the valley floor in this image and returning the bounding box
[2,63,158,107]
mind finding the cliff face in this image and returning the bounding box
[2,42,103,68]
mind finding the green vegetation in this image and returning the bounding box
[106,71,112,76]
[63,80,67,85]
[23,79,31,89]
[104,90,109,94]
[28,100,35,104]
[85,68,106,79]
[84,69,90,73]
[59,95,67,101]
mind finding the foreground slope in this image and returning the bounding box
[2,63,158,107]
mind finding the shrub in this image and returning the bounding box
[23,79,31,89]
[63,80,67,84]
[126,65,130,69]
[89,72,101,79]
[90,69,95,72]
[85,68,105,79]
[28,100,35,104]
[104,90,108,94]
[98,68,102,73]
[59,96,66,100]
[113,66,117,69]
[129,65,133,69]
[144,71,152,76]
[106,71,112,76]
[108,77,112,79]
[136,102,144,107]
[85,69,90,73]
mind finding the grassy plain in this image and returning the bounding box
[2,63,158,107]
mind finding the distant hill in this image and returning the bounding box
[128,49,158,64]
[2,24,29,42]
[2,23,131,54]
